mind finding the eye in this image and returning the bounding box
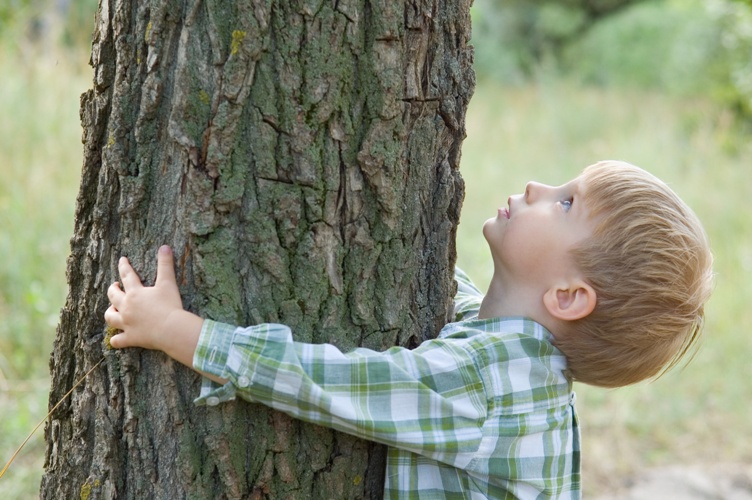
[559,198,573,212]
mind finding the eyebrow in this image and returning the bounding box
[569,182,586,216]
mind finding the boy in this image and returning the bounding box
[104,160,713,498]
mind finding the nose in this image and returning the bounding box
[524,181,549,203]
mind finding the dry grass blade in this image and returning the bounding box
[0,357,104,480]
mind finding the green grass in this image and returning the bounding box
[0,43,89,496]
[1,32,751,500]
[456,78,752,494]
[0,45,87,378]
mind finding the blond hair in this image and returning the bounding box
[555,161,714,388]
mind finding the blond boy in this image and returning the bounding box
[105,160,713,498]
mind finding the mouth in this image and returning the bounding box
[501,197,512,219]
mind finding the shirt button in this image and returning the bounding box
[206,396,220,407]
[237,376,250,388]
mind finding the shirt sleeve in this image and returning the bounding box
[193,319,488,469]
[453,267,484,321]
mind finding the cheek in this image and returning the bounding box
[497,223,550,270]
[483,220,535,272]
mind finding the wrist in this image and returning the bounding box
[154,310,205,367]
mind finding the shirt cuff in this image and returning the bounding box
[193,319,239,406]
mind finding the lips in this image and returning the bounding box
[498,207,510,219]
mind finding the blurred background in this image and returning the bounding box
[1,0,751,497]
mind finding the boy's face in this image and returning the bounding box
[483,175,596,290]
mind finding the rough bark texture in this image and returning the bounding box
[42,0,473,498]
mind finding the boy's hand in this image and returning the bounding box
[104,246,219,381]
[105,245,187,351]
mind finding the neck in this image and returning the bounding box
[478,272,534,320]
[478,271,554,331]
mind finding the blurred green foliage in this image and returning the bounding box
[0,0,98,49]
[59,0,99,46]
[471,0,649,81]
[0,4,91,494]
[0,1,94,383]
[472,0,752,120]
[0,0,40,28]
[708,0,752,115]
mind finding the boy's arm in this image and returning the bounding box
[192,319,488,469]
[104,248,488,467]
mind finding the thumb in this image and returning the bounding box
[155,245,178,288]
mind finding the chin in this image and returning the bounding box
[482,215,502,239]
[481,219,493,241]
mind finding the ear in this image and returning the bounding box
[543,281,597,322]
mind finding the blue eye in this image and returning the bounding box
[560,198,573,212]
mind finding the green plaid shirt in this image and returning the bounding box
[194,269,581,498]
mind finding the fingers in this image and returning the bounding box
[104,246,177,351]
[118,256,143,291]
[117,246,176,290]
[107,281,123,308]
[104,305,129,349]
[108,331,128,349]
[104,304,120,328]
[155,245,177,289]
[109,334,123,349]
[106,324,129,349]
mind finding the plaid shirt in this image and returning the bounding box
[194,269,581,498]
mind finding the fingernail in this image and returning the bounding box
[159,245,171,254]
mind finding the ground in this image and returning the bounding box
[595,464,752,499]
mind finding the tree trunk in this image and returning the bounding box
[42,0,473,498]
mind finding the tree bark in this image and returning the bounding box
[42,0,473,498]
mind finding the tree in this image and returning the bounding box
[42,0,474,498]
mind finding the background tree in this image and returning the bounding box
[470,0,650,79]
[41,0,474,498]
